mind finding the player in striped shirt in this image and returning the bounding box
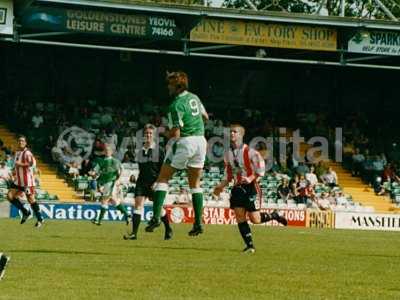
[7,135,44,227]
[213,124,287,253]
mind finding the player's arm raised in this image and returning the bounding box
[165,101,184,140]
[200,101,209,121]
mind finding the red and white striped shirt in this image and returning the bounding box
[223,144,265,184]
[14,148,36,187]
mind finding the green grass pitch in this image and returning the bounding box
[1,219,400,300]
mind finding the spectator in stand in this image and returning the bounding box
[175,188,190,204]
[335,191,348,206]
[342,138,355,169]
[212,120,224,137]
[0,161,11,186]
[123,145,135,163]
[4,154,14,171]
[362,151,374,184]
[373,176,385,196]
[290,174,300,202]
[32,111,44,129]
[352,148,365,177]
[68,162,81,179]
[382,163,400,183]
[305,165,318,187]
[315,161,327,180]
[379,153,387,166]
[80,159,92,177]
[286,153,299,176]
[104,128,118,151]
[322,167,338,188]
[277,178,291,202]
[92,137,105,158]
[297,175,312,204]
[33,166,41,187]
[296,162,309,176]
[315,192,332,210]
[371,155,385,182]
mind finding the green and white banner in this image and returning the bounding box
[348,31,400,56]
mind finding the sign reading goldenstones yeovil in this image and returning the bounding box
[348,31,400,56]
[22,7,181,39]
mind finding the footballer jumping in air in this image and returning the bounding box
[123,124,172,241]
[213,124,287,253]
[91,145,130,226]
[7,135,44,227]
[146,71,208,236]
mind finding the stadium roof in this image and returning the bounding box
[25,0,400,31]
[9,0,400,70]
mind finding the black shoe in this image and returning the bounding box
[271,210,288,226]
[164,227,173,240]
[242,246,256,254]
[0,254,10,280]
[145,218,161,232]
[20,211,31,225]
[91,219,101,226]
[188,225,203,236]
[35,220,44,228]
[123,233,137,240]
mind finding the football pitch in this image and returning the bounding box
[1,219,399,300]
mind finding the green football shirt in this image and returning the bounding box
[167,91,206,137]
[93,156,121,185]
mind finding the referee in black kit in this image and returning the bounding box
[124,124,173,240]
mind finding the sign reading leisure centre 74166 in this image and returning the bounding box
[348,30,400,56]
[21,7,181,39]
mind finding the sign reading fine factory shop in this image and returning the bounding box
[191,18,337,51]
[21,7,181,39]
[348,31,400,56]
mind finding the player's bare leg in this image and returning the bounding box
[7,189,30,224]
[145,164,175,232]
[187,167,204,236]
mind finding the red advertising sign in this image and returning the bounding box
[165,206,306,227]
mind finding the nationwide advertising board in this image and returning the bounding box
[10,203,306,227]
[10,203,153,222]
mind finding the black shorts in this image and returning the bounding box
[9,182,35,196]
[230,183,260,212]
[134,182,154,199]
